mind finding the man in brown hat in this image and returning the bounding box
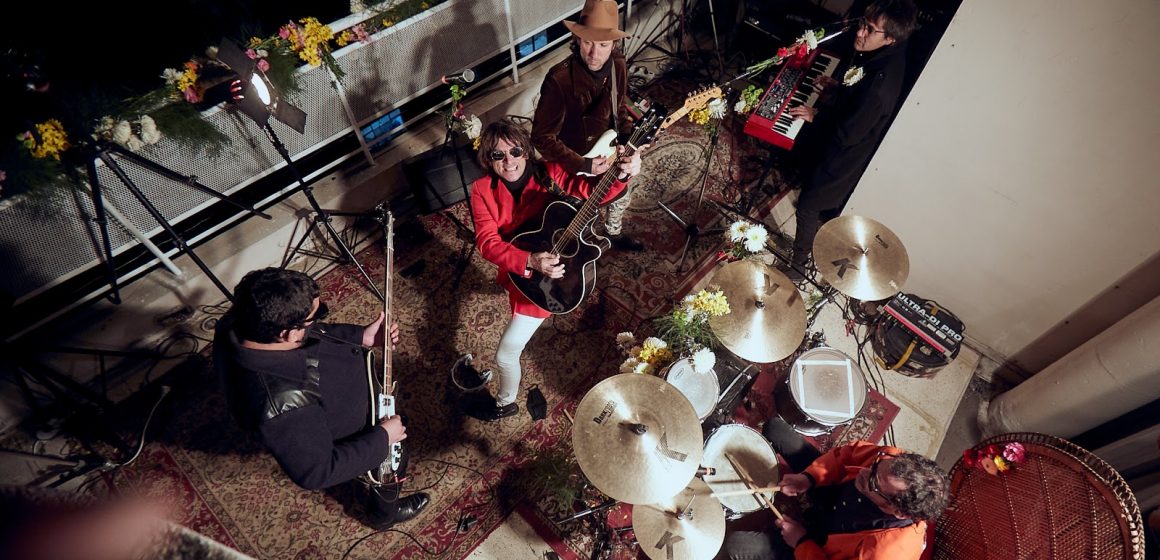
[532,0,645,252]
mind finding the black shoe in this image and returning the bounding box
[368,492,430,530]
[611,234,646,251]
[482,402,519,422]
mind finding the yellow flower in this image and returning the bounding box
[688,106,710,125]
[27,119,70,160]
[691,289,730,316]
[248,37,263,48]
[994,456,1009,472]
[336,30,352,47]
[420,2,430,8]
[383,19,395,27]
[472,136,481,150]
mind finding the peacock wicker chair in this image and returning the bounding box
[934,432,1144,559]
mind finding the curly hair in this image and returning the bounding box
[887,453,950,520]
[865,0,919,42]
[230,268,319,343]
[475,117,537,170]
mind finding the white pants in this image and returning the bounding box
[494,313,546,406]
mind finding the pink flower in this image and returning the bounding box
[279,24,292,40]
[352,23,369,43]
[257,59,270,72]
[777,47,790,59]
[183,87,200,103]
[1002,442,1026,463]
[246,48,258,60]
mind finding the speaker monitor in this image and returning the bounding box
[403,144,485,213]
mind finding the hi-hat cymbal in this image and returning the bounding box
[572,374,704,505]
[709,260,806,363]
[633,479,725,560]
[813,216,909,301]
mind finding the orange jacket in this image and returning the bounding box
[794,441,928,560]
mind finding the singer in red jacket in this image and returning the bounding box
[469,118,639,421]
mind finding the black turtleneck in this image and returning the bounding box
[500,165,532,204]
[578,51,613,84]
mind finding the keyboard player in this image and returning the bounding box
[781,0,918,282]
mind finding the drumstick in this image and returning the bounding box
[563,408,574,425]
[725,454,785,521]
[709,486,782,498]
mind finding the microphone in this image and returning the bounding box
[817,17,858,44]
[441,69,475,85]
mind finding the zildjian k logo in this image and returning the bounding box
[656,430,688,462]
[832,258,859,278]
[654,530,685,560]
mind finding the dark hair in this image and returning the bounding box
[865,0,918,42]
[887,453,950,520]
[476,117,537,170]
[230,268,319,343]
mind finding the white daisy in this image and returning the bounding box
[690,348,716,374]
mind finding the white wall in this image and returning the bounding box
[848,0,1160,361]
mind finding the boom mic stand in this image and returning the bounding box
[267,123,385,302]
[84,140,272,303]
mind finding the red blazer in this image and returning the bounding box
[795,442,929,560]
[470,161,627,318]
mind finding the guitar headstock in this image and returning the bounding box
[660,86,725,129]
[371,203,395,249]
[629,105,669,148]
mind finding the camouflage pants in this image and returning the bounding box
[603,187,634,236]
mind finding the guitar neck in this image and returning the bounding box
[382,218,394,394]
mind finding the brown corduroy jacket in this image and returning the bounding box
[531,51,630,175]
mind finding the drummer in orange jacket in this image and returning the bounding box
[724,425,949,559]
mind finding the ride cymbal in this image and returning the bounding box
[572,374,704,504]
[633,479,726,560]
[709,260,806,363]
[813,216,909,301]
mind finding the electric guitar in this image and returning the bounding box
[577,86,725,174]
[507,87,726,314]
[363,206,403,486]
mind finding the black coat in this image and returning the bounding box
[215,319,389,490]
[798,36,909,199]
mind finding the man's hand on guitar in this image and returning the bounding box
[378,415,407,443]
[587,146,642,180]
[362,312,400,348]
[529,252,565,279]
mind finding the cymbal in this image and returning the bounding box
[813,216,909,301]
[633,479,725,560]
[709,260,806,363]
[572,374,704,504]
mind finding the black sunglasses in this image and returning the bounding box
[487,146,526,161]
[867,451,899,499]
[298,301,329,328]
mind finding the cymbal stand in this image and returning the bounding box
[553,497,620,524]
[656,116,727,273]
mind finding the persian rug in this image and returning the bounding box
[102,113,778,559]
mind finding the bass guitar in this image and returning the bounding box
[363,206,404,486]
[507,87,725,314]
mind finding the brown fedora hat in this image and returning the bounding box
[564,0,630,41]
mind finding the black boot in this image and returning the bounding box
[482,402,519,422]
[368,492,430,530]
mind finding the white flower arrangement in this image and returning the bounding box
[690,347,716,374]
[843,66,865,86]
[616,332,674,376]
[707,98,727,120]
[723,220,770,260]
[95,115,162,152]
[801,29,819,51]
[463,114,483,140]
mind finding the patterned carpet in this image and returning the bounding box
[103,112,896,559]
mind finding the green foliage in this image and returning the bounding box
[149,103,230,158]
[653,309,718,358]
[514,447,585,507]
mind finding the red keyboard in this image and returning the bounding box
[743,50,841,150]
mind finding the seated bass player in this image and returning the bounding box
[213,268,429,529]
[470,118,641,421]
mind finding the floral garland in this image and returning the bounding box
[618,287,732,376]
[963,442,1026,476]
[3,1,451,201]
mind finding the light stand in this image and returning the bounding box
[218,40,384,301]
[434,83,481,292]
[83,141,272,303]
[262,123,384,301]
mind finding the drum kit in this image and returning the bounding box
[567,216,909,559]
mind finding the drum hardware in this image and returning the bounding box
[572,374,704,504]
[708,260,807,363]
[552,496,620,525]
[775,346,869,436]
[664,358,721,422]
[700,424,781,518]
[812,216,909,301]
[632,479,726,560]
[725,454,785,521]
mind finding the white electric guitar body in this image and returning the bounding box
[575,87,724,177]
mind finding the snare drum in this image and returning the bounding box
[701,424,780,518]
[775,347,868,436]
[664,358,720,421]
